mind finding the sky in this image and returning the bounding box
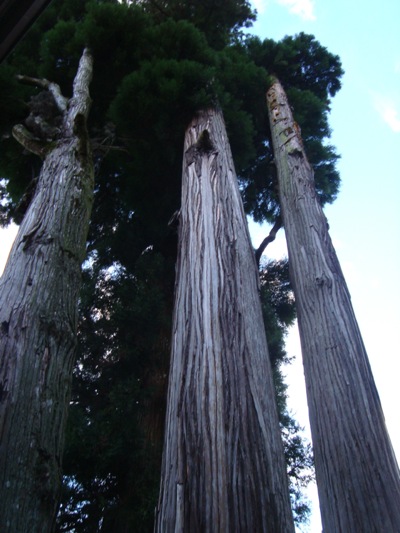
[1,1,399,531]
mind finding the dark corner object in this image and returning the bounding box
[0,0,54,63]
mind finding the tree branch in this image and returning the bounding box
[12,124,51,158]
[71,48,93,104]
[255,217,282,267]
[66,48,93,138]
[16,74,68,113]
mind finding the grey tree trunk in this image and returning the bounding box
[0,49,93,532]
[155,108,295,533]
[267,78,400,532]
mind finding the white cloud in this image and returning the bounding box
[250,0,316,19]
[382,106,400,132]
[373,93,400,133]
[252,0,268,14]
[276,0,316,21]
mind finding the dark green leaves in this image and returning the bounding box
[246,32,343,101]
[136,0,256,48]
[110,59,216,142]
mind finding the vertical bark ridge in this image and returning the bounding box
[155,108,294,533]
[0,50,93,532]
[267,78,400,532]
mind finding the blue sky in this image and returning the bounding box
[1,2,399,531]
[248,0,400,530]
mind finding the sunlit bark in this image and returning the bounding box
[155,108,294,533]
[267,77,400,532]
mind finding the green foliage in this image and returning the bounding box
[215,45,270,170]
[111,59,215,142]
[281,418,314,525]
[57,251,173,532]
[0,1,343,225]
[259,259,314,525]
[246,32,343,101]
[146,18,215,63]
[0,63,41,223]
[0,64,28,133]
[135,0,256,48]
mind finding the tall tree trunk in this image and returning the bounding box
[155,108,294,533]
[0,49,93,532]
[267,78,400,532]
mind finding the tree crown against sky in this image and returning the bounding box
[0,0,343,231]
[0,0,343,529]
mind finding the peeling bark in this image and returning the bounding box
[155,108,294,533]
[0,49,94,532]
[267,78,400,532]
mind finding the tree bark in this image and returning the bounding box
[267,78,400,532]
[0,49,93,532]
[155,108,294,533]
